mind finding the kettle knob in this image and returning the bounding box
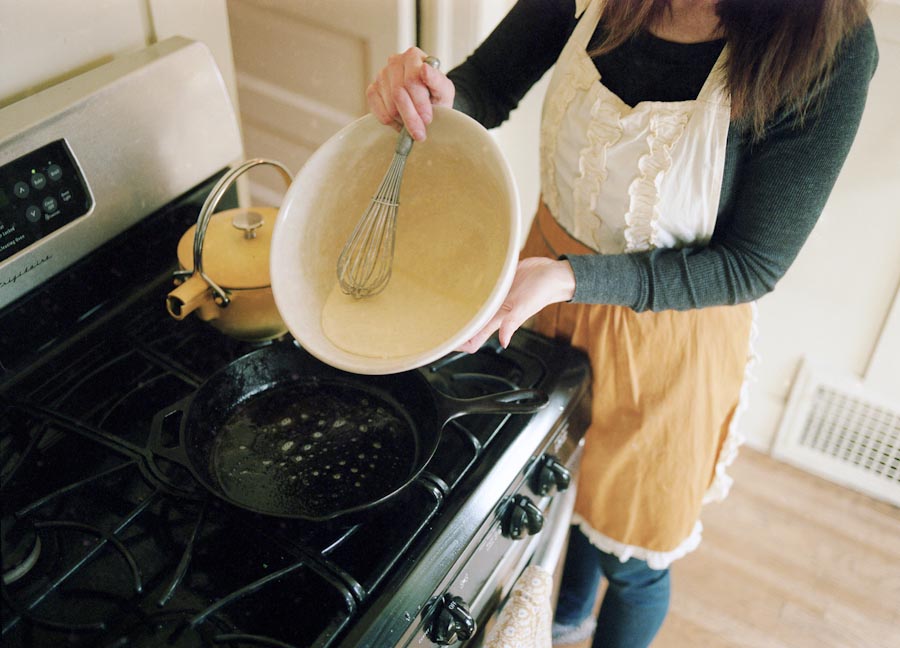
[232,210,264,239]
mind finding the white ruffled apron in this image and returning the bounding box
[522,0,758,569]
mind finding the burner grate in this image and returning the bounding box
[2,258,562,648]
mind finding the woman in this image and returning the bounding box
[367,1,877,646]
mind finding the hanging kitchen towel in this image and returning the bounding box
[484,564,554,648]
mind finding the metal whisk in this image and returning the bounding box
[337,56,440,299]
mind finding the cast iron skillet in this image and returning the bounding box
[148,342,547,521]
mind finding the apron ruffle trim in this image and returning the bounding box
[573,514,703,570]
[703,301,760,504]
[573,99,623,228]
[623,108,690,252]
[540,45,596,222]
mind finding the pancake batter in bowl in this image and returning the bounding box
[321,152,508,359]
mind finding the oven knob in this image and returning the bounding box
[427,593,476,645]
[530,454,571,496]
[502,494,544,540]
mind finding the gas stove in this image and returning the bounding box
[1,38,591,647]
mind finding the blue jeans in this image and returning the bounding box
[554,526,670,648]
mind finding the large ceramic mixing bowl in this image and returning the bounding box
[270,107,520,375]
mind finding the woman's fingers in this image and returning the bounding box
[365,47,455,141]
[403,55,435,133]
[421,63,454,108]
[457,308,507,354]
[384,52,422,137]
[366,83,399,130]
[456,258,577,353]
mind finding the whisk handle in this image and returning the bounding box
[396,129,415,156]
[395,56,441,156]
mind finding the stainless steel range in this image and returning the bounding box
[0,38,591,647]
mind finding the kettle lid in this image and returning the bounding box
[176,206,277,290]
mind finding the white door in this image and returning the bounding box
[227,0,415,204]
[419,0,550,242]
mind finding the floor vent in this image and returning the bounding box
[773,360,900,507]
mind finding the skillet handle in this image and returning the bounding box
[438,388,549,424]
[148,396,195,468]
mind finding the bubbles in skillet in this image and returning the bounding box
[213,381,417,518]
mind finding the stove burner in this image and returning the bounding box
[32,520,143,595]
[100,610,234,648]
[1,517,40,585]
[0,405,45,489]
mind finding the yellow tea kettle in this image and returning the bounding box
[166,159,292,342]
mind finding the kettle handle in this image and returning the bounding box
[174,159,293,307]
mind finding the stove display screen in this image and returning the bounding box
[0,139,93,262]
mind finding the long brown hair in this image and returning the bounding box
[591,0,870,139]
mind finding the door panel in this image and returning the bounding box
[227,0,415,202]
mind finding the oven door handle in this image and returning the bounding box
[533,482,577,573]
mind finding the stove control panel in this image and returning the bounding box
[0,139,93,262]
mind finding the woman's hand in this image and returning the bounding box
[457,258,576,353]
[366,47,455,141]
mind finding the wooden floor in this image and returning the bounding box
[563,448,900,648]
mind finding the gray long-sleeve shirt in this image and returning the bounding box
[447,0,878,311]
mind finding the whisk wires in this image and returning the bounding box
[336,136,411,299]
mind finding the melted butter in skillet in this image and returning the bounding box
[213,382,417,518]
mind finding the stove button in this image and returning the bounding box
[530,454,572,496]
[13,181,29,199]
[42,196,58,214]
[502,494,544,540]
[47,164,63,182]
[31,172,46,190]
[427,593,476,645]
[25,205,42,223]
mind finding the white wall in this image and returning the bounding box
[0,0,239,112]
[744,1,900,450]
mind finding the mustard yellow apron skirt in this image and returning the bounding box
[522,203,753,556]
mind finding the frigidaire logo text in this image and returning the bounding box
[0,254,53,288]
